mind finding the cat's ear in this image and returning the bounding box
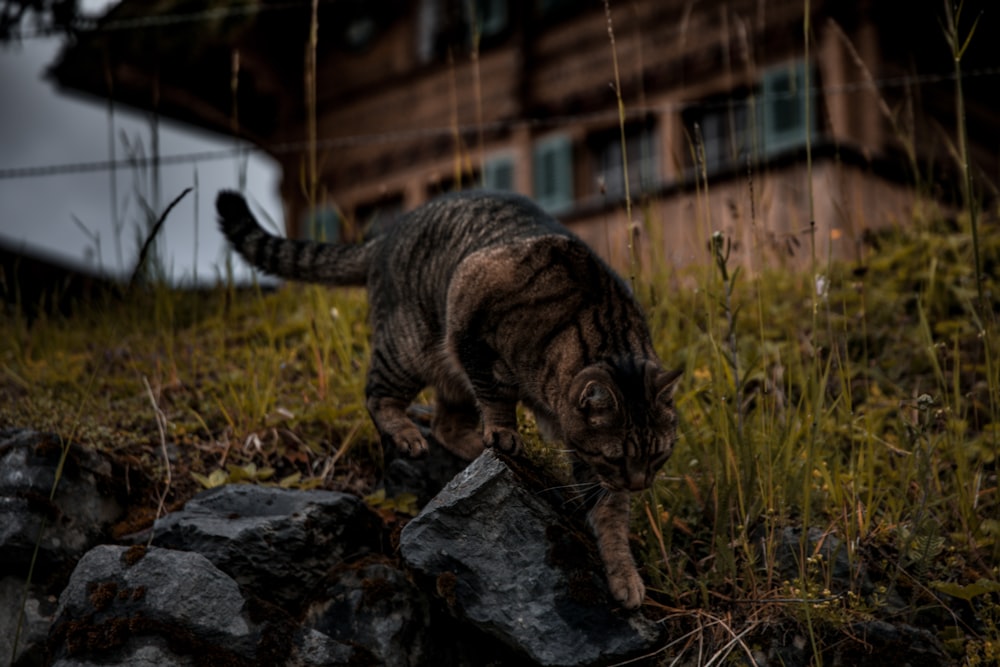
[655,368,682,405]
[572,367,621,426]
[579,380,620,426]
[581,379,617,410]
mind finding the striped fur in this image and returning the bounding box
[216,188,681,609]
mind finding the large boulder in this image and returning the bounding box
[399,449,663,667]
[1,428,133,666]
[150,484,383,612]
[0,428,126,583]
[49,545,263,665]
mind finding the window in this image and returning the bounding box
[591,124,658,198]
[682,60,817,172]
[473,0,508,40]
[302,208,340,242]
[483,154,515,191]
[532,135,574,213]
[761,60,816,156]
[416,0,508,63]
[683,93,755,174]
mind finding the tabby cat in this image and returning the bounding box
[216,189,681,609]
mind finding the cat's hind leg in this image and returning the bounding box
[443,327,522,455]
[365,348,428,458]
[430,379,484,461]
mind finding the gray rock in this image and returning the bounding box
[304,558,431,667]
[289,627,372,667]
[0,428,124,581]
[399,449,663,667]
[52,638,194,667]
[150,484,383,612]
[49,545,262,664]
[0,576,58,667]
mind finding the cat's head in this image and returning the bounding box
[562,359,682,492]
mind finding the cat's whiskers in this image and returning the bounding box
[540,480,595,493]
[535,478,607,513]
[579,483,611,510]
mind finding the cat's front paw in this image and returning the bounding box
[483,426,523,456]
[607,566,645,610]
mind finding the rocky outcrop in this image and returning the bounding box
[4,427,665,666]
[44,454,663,666]
[1,427,953,667]
[400,451,663,666]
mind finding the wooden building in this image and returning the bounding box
[52,0,999,272]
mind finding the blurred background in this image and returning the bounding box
[1,0,997,289]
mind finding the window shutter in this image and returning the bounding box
[532,135,573,213]
[475,0,508,38]
[483,155,515,191]
[302,208,340,241]
[761,60,815,156]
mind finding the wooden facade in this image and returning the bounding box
[52,0,998,273]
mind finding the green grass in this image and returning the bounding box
[1,282,377,507]
[2,207,997,662]
[634,209,1000,662]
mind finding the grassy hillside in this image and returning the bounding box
[2,206,998,663]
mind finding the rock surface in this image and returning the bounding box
[0,428,125,582]
[0,576,58,667]
[150,484,383,613]
[49,545,262,665]
[303,557,432,667]
[0,428,131,667]
[400,449,663,666]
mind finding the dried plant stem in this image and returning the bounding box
[467,4,486,180]
[943,0,983,306]
[144,376,172,544]
[447,50,463,187]
[827,19,917,178]
[942,1,996,524]
[103,52,124,273]
[305,0,319,209]
[128,187,193,289]
[603,0,637,291]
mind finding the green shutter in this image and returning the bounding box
[475,0,508,38]
[302,208,339,241]
[532,135,573,213]
[484,155,515,191]
[761,60,815,156]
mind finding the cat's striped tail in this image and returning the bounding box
[216,190,375,286]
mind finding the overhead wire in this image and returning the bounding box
[0,65,997,181]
